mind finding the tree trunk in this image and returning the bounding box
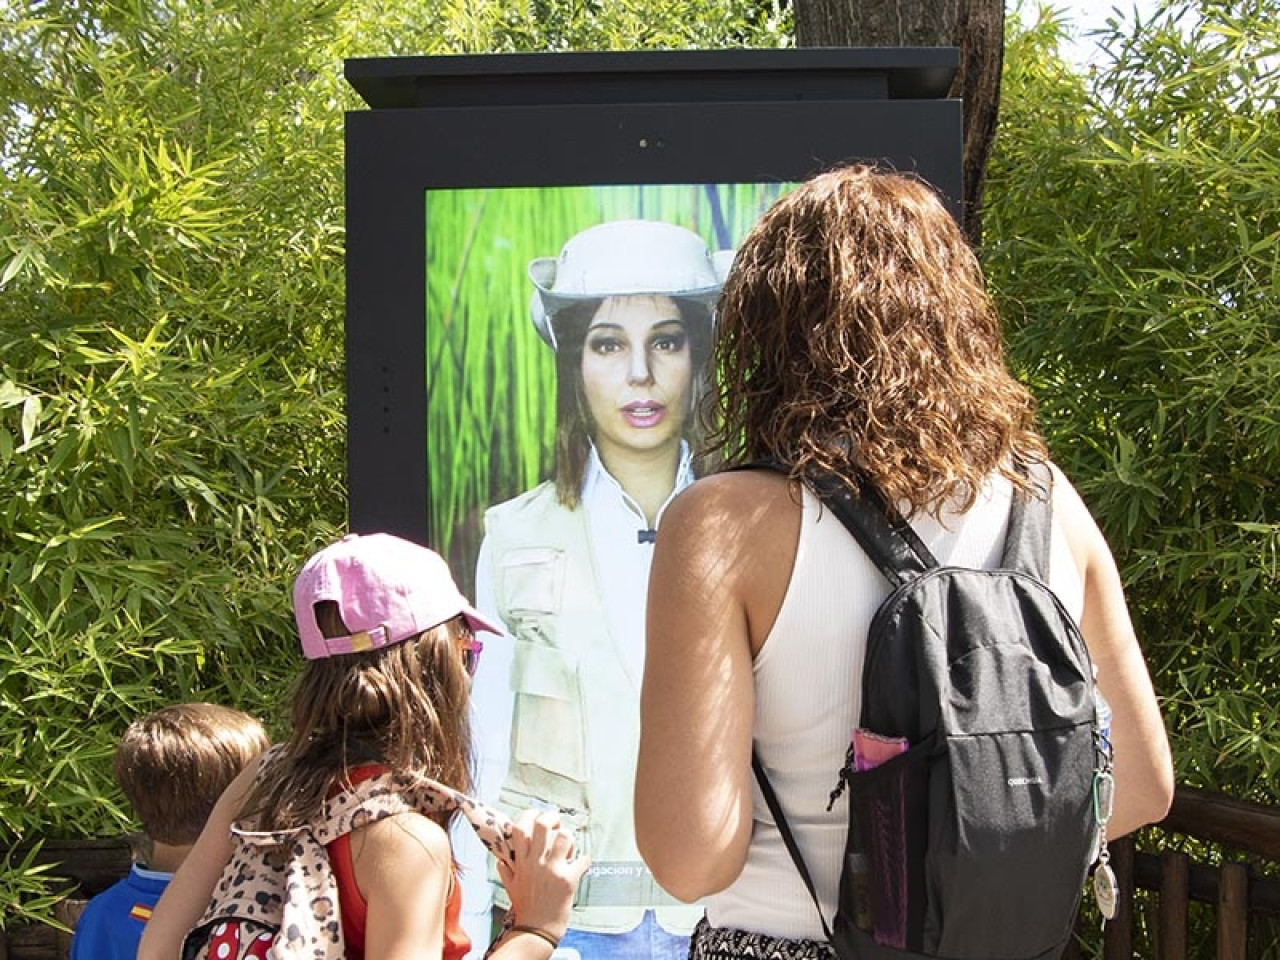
[793,0,1002,248]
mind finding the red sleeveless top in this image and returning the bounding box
[327,765,471,960]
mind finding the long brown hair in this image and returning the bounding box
[709,164,1046,516]
[240,604,473,831]
[551,297,713,506]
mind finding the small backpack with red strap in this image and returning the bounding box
[182,761,514,960]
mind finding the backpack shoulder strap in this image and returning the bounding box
[299,771,517,866]
[755,462,1057,587]
[751,752,834,941]
[810,476,937,588]
[725,459,936,588]
[222,770,412,853]
[998,460,1054,580]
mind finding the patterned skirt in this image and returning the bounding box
[688,917,836,960]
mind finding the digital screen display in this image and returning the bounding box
[343,49,960,958]
[426,183,792,956]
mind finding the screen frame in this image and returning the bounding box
[344,48,962,542]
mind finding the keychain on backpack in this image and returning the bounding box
[1091,689,1118,927]
[1092,768,1117,924]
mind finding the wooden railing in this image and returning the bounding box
[0,837,134,960]
[3,788,1278,959]
[1065,786,1280,959]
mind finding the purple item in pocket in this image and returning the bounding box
[850,729,911,948]
[852,727,908,771]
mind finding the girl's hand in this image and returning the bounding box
[495,808,589,940]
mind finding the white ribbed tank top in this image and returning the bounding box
[705,474,1085,940]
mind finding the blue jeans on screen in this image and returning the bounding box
[555,910,692,960]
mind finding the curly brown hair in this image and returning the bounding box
[708,164,1046,516]
[240,603,474,832]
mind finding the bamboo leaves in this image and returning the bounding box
[991,0,1280,804]
[424,183,789,591]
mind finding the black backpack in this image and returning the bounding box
[751,463,1105,960]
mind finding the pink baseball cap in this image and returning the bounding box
[293,533,503,660]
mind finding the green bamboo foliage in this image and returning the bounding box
[0,0,790,931]
[0,0,351,896]
[989,1,1280,804]
[425,183,788,587]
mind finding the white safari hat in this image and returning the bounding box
[528,219,735,349]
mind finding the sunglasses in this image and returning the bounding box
[458,632,484,677]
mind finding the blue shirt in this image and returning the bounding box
[70,863,172,960]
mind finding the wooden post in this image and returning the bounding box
[1103,836,1135,960]
[791,0,1002,247]
[1157,850,1189,960]
[1217,862,1249,960]
[53,900,86,960]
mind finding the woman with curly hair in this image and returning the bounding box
[635,165,1173,959]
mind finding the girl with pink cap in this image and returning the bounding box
[140,532,589,960]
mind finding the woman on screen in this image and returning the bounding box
[468,219,733,960]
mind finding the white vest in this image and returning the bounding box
[482,482,702,934]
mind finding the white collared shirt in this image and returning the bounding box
[580,442,694,684]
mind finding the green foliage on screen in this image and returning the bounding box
[425,183,788,586]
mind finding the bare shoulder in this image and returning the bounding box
[662,467,797,543]
[350,810,453,921]
[1047,462,1090,520]
[1047,462,1110,575]
[224,754,267,815]
[356,810,451,868]
[656,467,801,650]
[353,811,453,956]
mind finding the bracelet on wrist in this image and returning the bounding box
[509,924,560,951]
